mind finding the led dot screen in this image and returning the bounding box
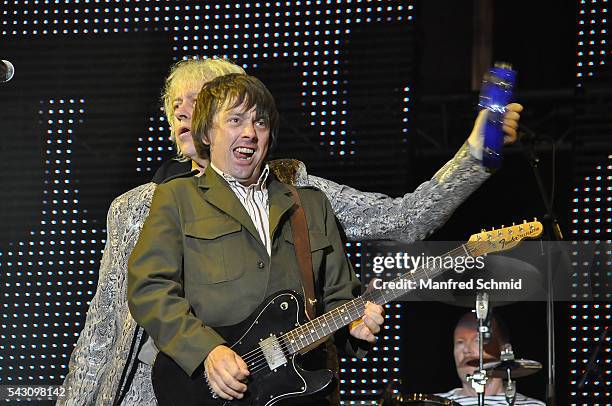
[576,0,610,85]
[571,1,610,402]
[569,153,612,405]
[1,98,99,384]
[0,1,416,404]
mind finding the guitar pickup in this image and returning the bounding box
[259,336,287,370]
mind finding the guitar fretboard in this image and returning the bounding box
[281,242,480,354]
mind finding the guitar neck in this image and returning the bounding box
[282,242,478,355]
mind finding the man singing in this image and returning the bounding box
[127,73,385,405]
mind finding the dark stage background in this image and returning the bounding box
[0,1,609,404]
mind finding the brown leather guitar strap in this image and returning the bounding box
[287,186,317,321]
[288,186,341,406]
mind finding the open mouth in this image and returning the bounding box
[178,127,190,137]
[233,147,255,161]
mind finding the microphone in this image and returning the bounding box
[476,292,489,321]
[476,292,491,344]
[1,60,15,83]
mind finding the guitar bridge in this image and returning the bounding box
[259,336,287,370]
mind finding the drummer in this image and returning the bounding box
[436,312,545,405]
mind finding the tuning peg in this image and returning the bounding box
[501,225,505,229]
[523,219,527,224]
[512,222,515,226]
[533,217,537,222]
[481,229,486,233]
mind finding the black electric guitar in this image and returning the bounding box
[152,221,543,405]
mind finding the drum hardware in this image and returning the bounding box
[378,392,460,406]
[397,393,461,405]
[376,381,460,406]
[501,344,517,406]
[465,292,490,406]
[379,262,546,406]
[464,293,543,406]
[466,356,543,379]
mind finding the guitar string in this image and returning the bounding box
[239,287,378,366]
[240,298,366,368]
[239,243,482,374]
[240,295,370,373]
[241,243,482,373]
[237,288,368,365]
[246,248,464,374]
[241,241,478,366]
[247,243,490,376]
[240,242,483,371]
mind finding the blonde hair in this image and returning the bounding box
[162,58,245,160]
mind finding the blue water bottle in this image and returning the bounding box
[478,62,517,169]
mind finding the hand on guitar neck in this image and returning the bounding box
[205,345,250,401]
[348,301,385,344]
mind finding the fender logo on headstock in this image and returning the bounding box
[469,221,544,256]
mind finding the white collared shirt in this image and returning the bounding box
[210,163,271,256]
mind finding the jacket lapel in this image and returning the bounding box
[197,166,262,245]
[197,165,296,247]
[267,177,296,240]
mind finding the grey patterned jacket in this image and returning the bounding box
[58,144,489,406]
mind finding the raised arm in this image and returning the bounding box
[299,104,523,242]
[305,143,487,242]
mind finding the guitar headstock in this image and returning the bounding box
[468,220,544,256]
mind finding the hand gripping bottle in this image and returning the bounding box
[478,62,517,169]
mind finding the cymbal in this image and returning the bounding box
[379,392,461,406]
[466,358,543,379]
[436,255,543,307]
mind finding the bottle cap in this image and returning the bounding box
[494,61,513,70]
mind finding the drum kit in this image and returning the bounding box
[378,348,542,406]
[378,256,544,406]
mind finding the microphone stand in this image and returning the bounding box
[467,292,490,406]
[520,128,563,406]
[501,344,517,406]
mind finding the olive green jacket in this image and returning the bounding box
[127,165,361,376]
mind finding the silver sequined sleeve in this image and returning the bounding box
[58,183,157,406]
[300,143,490,242]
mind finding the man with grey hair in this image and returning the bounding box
[59,58,523,405]
[437,312,545,405]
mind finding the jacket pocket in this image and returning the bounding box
[185,217,242,239]
[284,230,331,252]
[183,217,245,284]
[284,230,332,280]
